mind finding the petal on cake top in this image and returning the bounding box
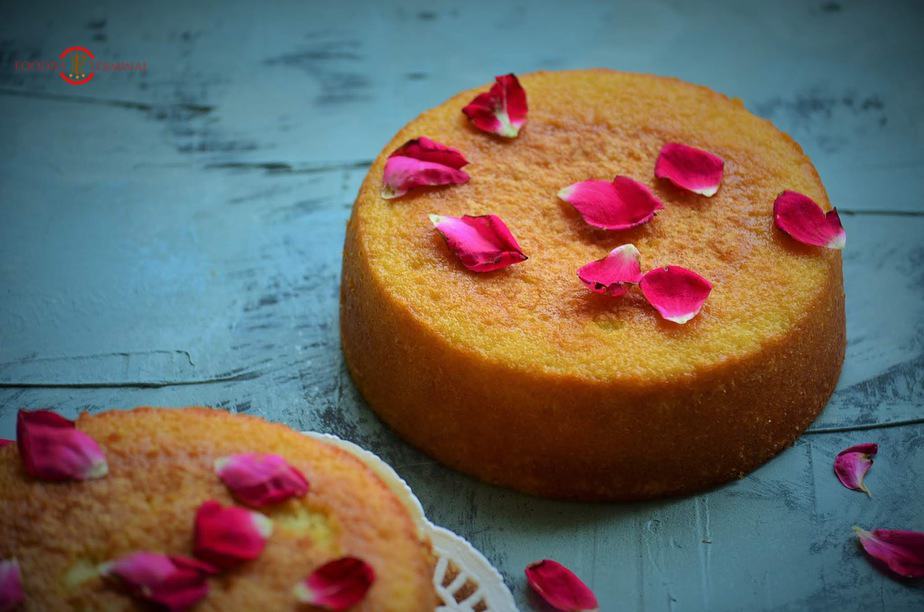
[16,409,108,481]
[462,74,528,138]
[639,266,713,324]
[853,527,924,579]
[193,500,273,570]
[390,136,469,169]
[654,142,725,197]
[773,190,846,249]
[293,557,376,610]
[525,559,599,612]
[0,559,24,611]
[100,552,217,612]
[834,443,878,496]
[559,177,664,231]
[214,453,310,507]
[429,214,528,272]
[577,244,643,297]
[381,137,470,199]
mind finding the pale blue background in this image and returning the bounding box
[1,1,922,610]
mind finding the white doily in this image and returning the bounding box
[304,432,517,611]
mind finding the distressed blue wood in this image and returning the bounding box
[1,1,922,610]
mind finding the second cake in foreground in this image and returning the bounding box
[0,407,436,610]
[341,69,846,500]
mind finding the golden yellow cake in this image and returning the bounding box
[0,407,436,610]
[340,69,845,500]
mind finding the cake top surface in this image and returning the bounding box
[352,69,841,382]
[0,407,435,611]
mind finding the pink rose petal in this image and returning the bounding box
[655,142,725,197]
[381,137,469,200]
[0,440,12,447]
[193,500,273,570]
[773,190,846,249]
[577,244,643,297]
[462,73,528,138]
[639,266,712,324]
[214,453,309,508]
[390,136,468,170]
[100,552,217,612]
[16,409,108,481]
[559,177,664,231]
[293,557,375,610]
[0,559,24,612]
[853,527,924,579]
[834,443,878,496]
[525,559,599,612]
[429,214,527,272]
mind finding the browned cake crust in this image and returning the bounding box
[340,69,846,500]
[0,407,437,610]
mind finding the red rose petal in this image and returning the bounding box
[0,559,24,611]
[577,244,643,297]
[381,137,470,199]
[100,552,217,612]
[773,190,846,249]
[525,559,599,612]
[0,439,13,447]
[639,266,712,324]
[834,443,878,496]
[559,177,664,230]
[462,73,528,138]
[193,500,272,570]
[214,453,309,507]
[655,142,725,197]
[853,527,924,579]
[293,557,375,611]
[429,214,527,272]
[16,409,108,481]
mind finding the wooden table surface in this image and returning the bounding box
[1,1,922,610]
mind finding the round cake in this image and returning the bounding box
[340,69,845,500]
[0,408,436,610]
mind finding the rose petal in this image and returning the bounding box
[0,440,13,447]
[381,156,470,199]
[577,244,643,297]
[16,409,108,481]
[390,136,468,169]
[214,453,309,507]
[462,73,528,138]
[525,559,599,612]
[100,552,217,612]
[429,214,527,272]
[655,142,725,197]
[193,500,273,569]
[834,443,878,496]
[0,559,24,611]
[853,527,924,579]
[559,177,664,231]
[773,190,846,249]
[293,557,375,611]
[639,266,712,324]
